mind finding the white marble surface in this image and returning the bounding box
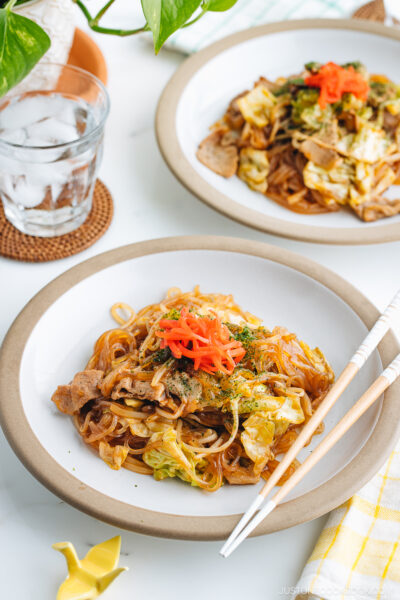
[1,3,400,599]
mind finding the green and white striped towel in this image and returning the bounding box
[167,0,365,54]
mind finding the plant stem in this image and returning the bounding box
[73,0,92,23]
[90,24,149,36]
[73,0,149,37]
[93,0,116,25]
[182,8,207,28]
[5,0,18,10]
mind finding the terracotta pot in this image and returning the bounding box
[68,29,108,86]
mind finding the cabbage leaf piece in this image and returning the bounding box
[237,84,277,127]
[336,123,394,164]
[241,393,305,424]
[303,160,353,204]
[143,428,205,486]
[241,412,275,474]
[292,88,333,130]
[241,392,305,474]
[125,414,172,438]
[303,158,395,208]
[99,442,129,470]
[224,373,305,423]
[238,147,269,193]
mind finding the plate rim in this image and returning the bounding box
[155,18,400,245]
[1,235,399,540]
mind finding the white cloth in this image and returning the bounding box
[166,0,364,54]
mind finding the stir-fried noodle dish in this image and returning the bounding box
[197,61,400,221]
[52,287,334,492]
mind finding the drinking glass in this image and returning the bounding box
[0,63,110,237]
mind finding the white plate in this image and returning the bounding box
[1,237,399,539]
[156,20,400,244]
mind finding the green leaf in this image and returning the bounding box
[206,0,238,11]
[141,0,202,53]
[0,8,50,97]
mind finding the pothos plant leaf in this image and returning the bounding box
[141,0,202,53]
[206,0,238,11]
[0,8,50,97]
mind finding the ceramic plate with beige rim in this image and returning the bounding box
[0,236,399,540]
[156,19,400,245]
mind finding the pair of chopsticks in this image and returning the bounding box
[221,289,400,558]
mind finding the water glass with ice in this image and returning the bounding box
[0,63,109,237]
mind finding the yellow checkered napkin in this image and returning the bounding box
[294,443,400,600]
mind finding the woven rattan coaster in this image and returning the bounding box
[353,0,386,21]
[0,179,113,262]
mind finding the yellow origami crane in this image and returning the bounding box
[53,535,127,600]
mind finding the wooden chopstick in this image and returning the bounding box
[221,351,400,557]
[220,288,400,557]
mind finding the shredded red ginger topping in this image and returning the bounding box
[156,307,246,375]
[305,62,370,109]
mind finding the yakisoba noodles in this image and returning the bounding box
[197,61,400,221]
[52,287,334,491]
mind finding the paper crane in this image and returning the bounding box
[53,535,128,600]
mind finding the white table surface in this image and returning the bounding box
[1,4,400,599]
